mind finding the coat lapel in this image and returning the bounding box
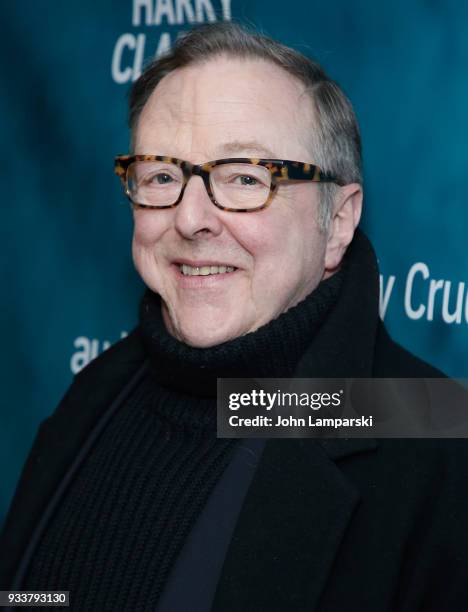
[212,437,377,611]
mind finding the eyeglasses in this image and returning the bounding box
[114,155,343,213]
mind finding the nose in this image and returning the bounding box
[173,176,224,239]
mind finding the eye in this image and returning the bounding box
[236,175,258,186]
[226,173,268,188]
[150,173,174,185]
[212,164,271,190]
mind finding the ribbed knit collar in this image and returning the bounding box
[138,266,345,398]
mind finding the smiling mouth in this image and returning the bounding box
[178,264,237,276]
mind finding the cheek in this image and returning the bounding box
[233,208,325,305]
[132,210,168,248]
[228,216,297,303]
[233,211,317,275]
[131,212,170,287]
[228,213,284,261]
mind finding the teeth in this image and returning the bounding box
[180,264,236,276]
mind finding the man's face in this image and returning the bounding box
[132,56,331,347]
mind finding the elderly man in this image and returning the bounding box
[2,22,468,612]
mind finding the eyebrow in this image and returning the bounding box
[215,140,278,159]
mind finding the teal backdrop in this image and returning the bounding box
[1,0,467,522]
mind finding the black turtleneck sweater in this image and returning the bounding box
[23,268,344,611]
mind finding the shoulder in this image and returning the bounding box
[340,436,468,538]
[372,320,445,377]
[42,328,148,452]
[55,328,146,420]
[358,437,468,483]
[352,437,468,545]
[26,327,147,477]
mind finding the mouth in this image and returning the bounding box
[174,261,238,277]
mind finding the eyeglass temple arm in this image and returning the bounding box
[273,161,342,184]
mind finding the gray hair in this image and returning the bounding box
[128,22,362,230]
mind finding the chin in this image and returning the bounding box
[179,326,234,348]
[174,316,245,348]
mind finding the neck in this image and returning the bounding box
[138,268,345,397]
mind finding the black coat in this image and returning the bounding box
[2,231,468,611]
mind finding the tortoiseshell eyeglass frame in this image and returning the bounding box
[114,154,344,213]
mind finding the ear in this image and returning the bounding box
[323,183,363,278]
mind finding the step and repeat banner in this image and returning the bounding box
[1,0,467,520]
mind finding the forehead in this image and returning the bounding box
[134,56,315,160]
